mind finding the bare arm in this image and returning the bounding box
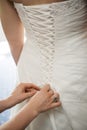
[0,0,24,64]
[0,85,61,130]
[0,83,40,113]
[0,103,38,130]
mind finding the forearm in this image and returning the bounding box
[0,99,9,113]
[0,84,61,130]
[0,102,38,130]
[0,82,40,113]
[0,96,17,113]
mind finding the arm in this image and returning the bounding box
[0,83,40,113]
[0,85,61,130]
[0,0,24,64]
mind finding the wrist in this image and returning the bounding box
[5,95,17,108]
[27,101,39,117]
[0,96,16,112]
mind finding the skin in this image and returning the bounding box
[0,83,40,113]
[0,83,61,130]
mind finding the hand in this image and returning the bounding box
[28,84,61,115]
[8,83,40,106]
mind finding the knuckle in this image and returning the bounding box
[54,92,59,97]
[45,84,50,90]
[50,90,54,95]
[20,82,24,86]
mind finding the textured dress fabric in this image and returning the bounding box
[12,0,87,129]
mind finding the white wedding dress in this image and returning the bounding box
[12,0,87,129]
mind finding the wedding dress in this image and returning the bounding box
[12,0,87,129]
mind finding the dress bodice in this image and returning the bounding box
[12,1,87,130]
[14,0,87,38]
[14,0,87,101]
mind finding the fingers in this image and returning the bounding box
[21,83,40,91]
[24,90,37,98]
[42,84,51,91]
[27,83,61,113]
[25,88,38,93]
[41,85,60,99]
[19,83,61,110]
[51,92,60,102]
[48,89,54,97]
[49,92,61,109]
[48,90,61,108]
[50,101,61,109]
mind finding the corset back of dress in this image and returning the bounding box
[12,1,87,130]
[14,0,87,102]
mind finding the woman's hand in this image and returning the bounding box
[0,84,61,130]
[28,84,61,115]
[0,83,40,113]
[9,83,40,105]
[6,83,40,109]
